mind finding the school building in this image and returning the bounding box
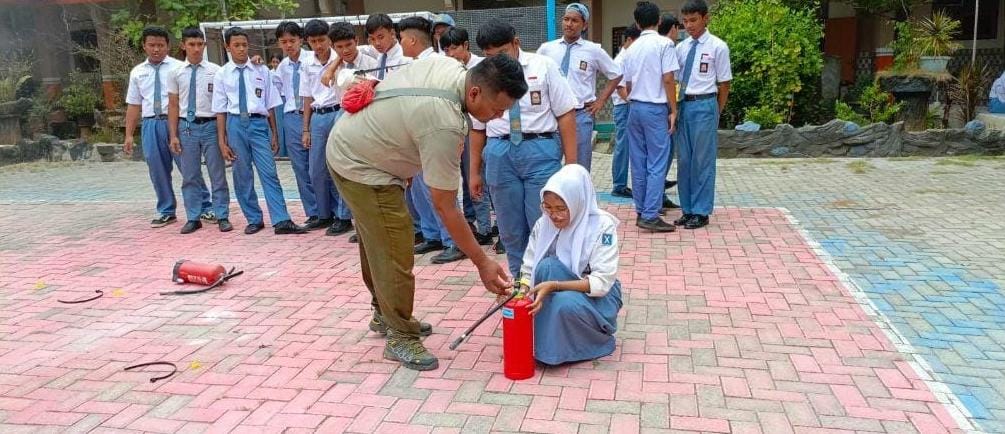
[1,0,1003,110]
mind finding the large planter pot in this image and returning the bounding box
[919,56,951,73]
[0,114,21,145]
[874,48,895,72]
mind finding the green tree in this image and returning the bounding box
[711,0,823,128]
[112,0,299,44]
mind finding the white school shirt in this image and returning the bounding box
[990,72,1005,102]
[166,59,220,119]
[676,31,732,96]
[359,42,412,77]
[465,53,484,69]
[611,49,629,106]
[470,50,577,138]
[621,30,679,104]
[537,38,621,109]
[211,61,282,116]
[300,49,379,108]
[416,46,442,60]
[519,214,620,297]
[276,49,312,113]
[126,57,183,117]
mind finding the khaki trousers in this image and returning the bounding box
[330,170,422,338]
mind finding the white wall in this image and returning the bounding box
[599,0,690,52]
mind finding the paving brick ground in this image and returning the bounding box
[0,155,1002,433]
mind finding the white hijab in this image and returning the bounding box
[531,164,619,284]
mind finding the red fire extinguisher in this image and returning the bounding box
[162,260,243,296]
[502,293,535,380]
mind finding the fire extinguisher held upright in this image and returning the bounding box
[502,290,535,380]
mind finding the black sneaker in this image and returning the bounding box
[414,240,445,255]
[491,225,499,237]
[384,329,439,371]
[637,216,676,232]
[611,187,633,198]
[662,196,680,210]
[245,223,265,234]
[674,214,693,226]
[349,233,360,243]
[275,220,307,235]
[199,211,218,223]
[431,246,466,264]
[369,313,433,337]
[414,232,425,245]
[303,216,328,231]
[218,219,234,232]
[684,215,709,230]
[664,180,677,190]
[180,220,202,234]
[493,240,506,254]
[150,215,177,228]
[326,219,353,236]
[474,232,494,246]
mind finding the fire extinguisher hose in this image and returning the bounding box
[449,290,520,350]
[57,289,104,304]
[159,268,244,296]
[124,361,178,383]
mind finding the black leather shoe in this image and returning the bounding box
[637,216,677,232]
[491,225,499,236]
[304,216,329,231]
[245,223,265,234]
[326,219,353,236]
[414,240,445,255]
[493,240,506,254]
[674,214,693,226]
[664,180,678,190]
[414,232,425,245]
[431,246,466,264]
[218,219,234,232]
[474,232,494,246]
[684,215,709,230]
[349,233,360,243]
[274,220,307,235]
[180,220,202,234]
[611,187,633,198]
[662,196,681,209]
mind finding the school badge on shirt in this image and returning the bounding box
[602,233,613,245]
[530,91,542,105]
[255,88,263,98]
[579,60,588,71]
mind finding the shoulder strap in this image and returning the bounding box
[373,87,461,105]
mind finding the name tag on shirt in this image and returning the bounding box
[208,83,214,93]
[530,91,542,105]
[579,60,588,71]
[255,88,263,98]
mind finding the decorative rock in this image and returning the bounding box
[965,120,986,136]
[735,121,761,132]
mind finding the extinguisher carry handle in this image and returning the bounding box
[449,290,520,350]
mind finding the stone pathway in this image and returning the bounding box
[0,155,1002,433]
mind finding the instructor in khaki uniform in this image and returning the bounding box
[326,55,527,371]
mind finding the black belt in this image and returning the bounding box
[683,93,717,102]
[186,117,216,124]
[314,105,341,114]
[497,132,555,141]
[143,115,168,120]
[229,113,266,119]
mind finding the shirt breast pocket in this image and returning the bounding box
[524,80,548,113]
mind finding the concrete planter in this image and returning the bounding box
[0,114,21,145]
[919,56,951,73]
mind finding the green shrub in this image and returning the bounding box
[58,73,101,121]
[834,81,901,124]
[712,0,823,128]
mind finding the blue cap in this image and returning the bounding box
[433,14,455,27]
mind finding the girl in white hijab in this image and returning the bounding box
[518,164,623,365]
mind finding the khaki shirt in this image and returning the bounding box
[326,56,468,191]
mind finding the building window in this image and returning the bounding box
[612,26,627,57]
[932,0,999,41]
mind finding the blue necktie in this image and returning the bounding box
[292,61,301,111]
[152,63,163,116]
[560,42,573,77]
[238,66,249,126]
[378,53,387,80]
[186,64,198,123]
[509,101,522,145]
[678,40,699,102]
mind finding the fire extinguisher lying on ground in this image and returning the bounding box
[160,260,243,295]
[449,275,536,380]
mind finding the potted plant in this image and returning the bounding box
[916,11,962,73]
[58,73,101,139]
